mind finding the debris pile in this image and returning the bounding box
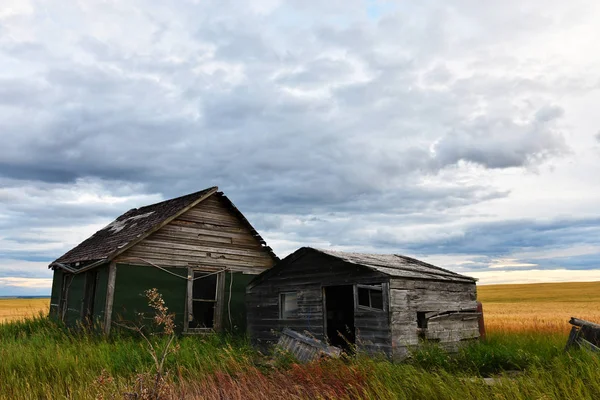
[565,317,600,352]
[277,328,342,363]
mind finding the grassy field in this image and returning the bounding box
[0,298,49,323]
[0,282,599,399]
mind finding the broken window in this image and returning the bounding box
[417,312,428,329]
[357,285,384,310]
[189,271,218,329]
[280,292,299,319]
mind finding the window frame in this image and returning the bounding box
[185,268,223,333]
[355,284,386,311]
[279,291,299,320]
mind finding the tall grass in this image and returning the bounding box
[1,316,599,399]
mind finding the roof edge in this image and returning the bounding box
[312,247,477,283]
[215,192,279,263]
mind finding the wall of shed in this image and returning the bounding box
[222,272,255,333]
[64,273,86,326]
[93,265,109,324]
[110,264,255,334]
[115,194,275,273]
[247,251,392,357]
[49,265,109,329]
[111,263,188,331]
[389,279,478,359]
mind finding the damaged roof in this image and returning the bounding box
[250,247,476,285]
[51,186,277,268]
[315,248,476,283]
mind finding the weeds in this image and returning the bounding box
[2,286,600,399]
[115,288,180,400]
[1,317,598,399]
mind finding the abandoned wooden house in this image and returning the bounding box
[247,247,480,359]
[48,186,278,334]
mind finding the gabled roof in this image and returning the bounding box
[50,187,278,269]
[315,248,476,283]
[250,247,476,285]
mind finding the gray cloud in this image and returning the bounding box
[1,0,599,292]
[433,110,568,169]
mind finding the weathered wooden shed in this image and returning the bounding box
[49,186,278,334]
[247,247,479,359]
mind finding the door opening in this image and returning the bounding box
[81,271,98,327]
[59,273,73,322]
[324,285,355,350]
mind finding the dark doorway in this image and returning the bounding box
[324,285,355,350]
[81,271,98,327]
[59,273,73,322]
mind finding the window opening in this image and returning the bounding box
[417,312,428,329]
[357,285,384,310]
[189,271,218,329]
[280,292,298,319]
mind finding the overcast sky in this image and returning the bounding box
[1,0,600,296]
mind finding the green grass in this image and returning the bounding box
[1,316,599,399]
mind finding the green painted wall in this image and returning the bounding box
[93,265,109,323]
[49,265,110,329]
[112,264,188,331]
[49,263,259,334]
[223,272,255,334]
[65,273,86,326]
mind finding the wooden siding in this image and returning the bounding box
[247,250,391,356]
[389,278,478,359]
[115,194,275,273]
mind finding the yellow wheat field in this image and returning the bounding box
[478,281,600,334]
[0,298,50,323]
[1,281,600,333]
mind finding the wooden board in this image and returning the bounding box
[116,194,276,273]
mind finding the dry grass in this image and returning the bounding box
[0,298,50,323]
[478,281,600,334]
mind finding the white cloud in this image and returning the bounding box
[487,259,538,269]
[0,277,52,289]
[472,269,600,285]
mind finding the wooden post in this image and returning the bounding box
[214,271,226,332]
[104,262,117,335]
[186,268,193,332]
[565,326,580,351]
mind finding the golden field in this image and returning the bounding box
[477,281,600,334]
[1,281,600,332]
[0,298,50,323]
